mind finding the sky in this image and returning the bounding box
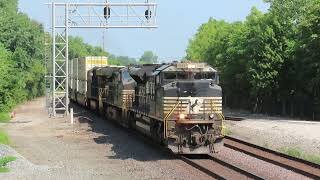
[18,0,269,62]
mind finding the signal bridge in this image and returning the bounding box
[46,1,158,117]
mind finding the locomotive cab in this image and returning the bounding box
[158,62,224,154]
[129,62,224,154]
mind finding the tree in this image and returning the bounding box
[108,55,137,66]
[296,0,320,118]
[69,36,108,60]
[0,1,46,111]
[139,51,158,64]
[0,44,14,112]
[186,0,317,117]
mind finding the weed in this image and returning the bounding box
[0,112,10,123]
[280,147,302,158]
[279,147,320,165]
[304,154,320,165]
[222,126,232,136]
[0,156,16,173]
[0,130,9,145]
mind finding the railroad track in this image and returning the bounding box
[179,154,264,180]
[224,136,320,179]
[224,116,245,121]
[79,105,320,179]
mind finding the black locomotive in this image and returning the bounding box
[71,62,224,154]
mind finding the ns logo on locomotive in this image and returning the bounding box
[70,57,224,154]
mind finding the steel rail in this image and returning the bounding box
[224,136,320,179]
[180,155,264,180]
[224,116,245,121]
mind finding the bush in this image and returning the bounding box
[0,156,16,173]
[0,112,10,123]
[280,147,320,165]
[0,130,9,145]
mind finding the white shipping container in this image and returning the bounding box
[70,56,108,95]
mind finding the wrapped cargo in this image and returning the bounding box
[69,56,108,105]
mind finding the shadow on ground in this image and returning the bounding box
[70,102,173,162]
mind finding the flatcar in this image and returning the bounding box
[70,59,224,154]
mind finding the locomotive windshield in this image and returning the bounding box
[164,72,176,79]
[122,70,131,80]
[164,72,188,80]
[177,72,188,79]
[163,71,216,80]
[194,72,216,80]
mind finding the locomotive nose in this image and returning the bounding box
[176,81,221,97]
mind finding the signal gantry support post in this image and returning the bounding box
[47,1,158,117]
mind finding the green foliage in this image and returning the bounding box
[187,0,320,117]
[0,1,46,112]
[279,147,320,165]
[296,0,320,113]
[0,112,10,123]
[0,130,9,145]
[0,167,9,173]
[68,36,137,66]
[0,156,16,173]
[108,54,137,66]
[69,36,108,60]
[280,147,302,157]
[0,0,141,113]
[0,0,18,14]
[222,126,232,136]
[0,44,15,112]
[139,51,158,64]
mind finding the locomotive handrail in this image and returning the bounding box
[163,99,181,138]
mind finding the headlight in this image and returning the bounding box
[179,114,185,120]
[209,114,215,119]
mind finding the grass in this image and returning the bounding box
[0,112,10,123]
[263,142,270,149]
[0,114,14,173]
[222,126,232,136]
[0,130,9,145]
[0,156,16,173]
[279,147,320,165]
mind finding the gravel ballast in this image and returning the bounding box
[0,144,50,178]
[1,98,318,179]
[224,110,320,155]
[0,98,209,179]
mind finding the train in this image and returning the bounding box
[69,57,224,154]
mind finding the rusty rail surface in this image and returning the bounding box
[224,136,320,179]
[224,116,245,121]
[180,155,263,180]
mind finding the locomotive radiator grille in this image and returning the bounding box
[163,97,222,120]
[122,90,135,109]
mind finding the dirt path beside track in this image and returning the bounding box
[225,116,320,155]
[0,98,210,180]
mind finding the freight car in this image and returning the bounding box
[70,60,224,154]
[69,56,108,107]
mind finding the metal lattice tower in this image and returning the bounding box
[44,32,52,113]
[47,1,157,117]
